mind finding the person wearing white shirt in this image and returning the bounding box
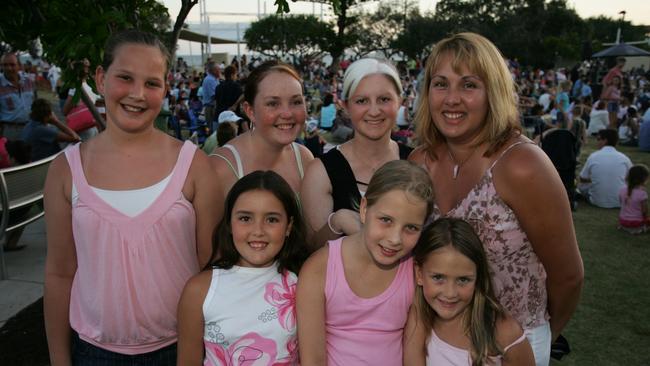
[579,129,632,208]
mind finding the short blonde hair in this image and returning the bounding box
[342,58,403,101]
[415,32,520,158]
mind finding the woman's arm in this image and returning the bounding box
[300,159,361,249]
[297,248,328,365]
[188,151,222,269]
[403,304,426,366]
[43,155,77,366]
[495,143,584,341]
[177,271,211,366]
[62,94,75,116]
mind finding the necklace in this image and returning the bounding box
[447,145,479,179]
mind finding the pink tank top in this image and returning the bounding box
[65,141,200,354]
[324,237,414,366]
[431,142,549,329]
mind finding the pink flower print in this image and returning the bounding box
[204,332,278,366]
[271,336,298,366]
[264,271,297,331]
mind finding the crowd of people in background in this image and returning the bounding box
[0,26,647,366]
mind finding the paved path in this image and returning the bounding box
[0,218,46,328]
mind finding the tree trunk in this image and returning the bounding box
[167,0,199,59]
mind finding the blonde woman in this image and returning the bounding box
[409,32,583,366]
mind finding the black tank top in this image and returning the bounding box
[321,144,412,212]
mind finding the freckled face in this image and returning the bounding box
[96,44,167,134]
[244,71,306,146]
[428,54,488,144]
[416,245,477,323]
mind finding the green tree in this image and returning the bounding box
[244,14,335,62]
[0,0,198,127]
[348,1,419,59]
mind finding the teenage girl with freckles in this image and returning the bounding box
[43,30,219,365]
[297,160,433,365]
[211,61,314,223]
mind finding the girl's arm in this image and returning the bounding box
[495,142,583,342]
[641,198,648,219]
[497,316,535,366]
[177,271,212,366]
[43,155,77,366]
[297,247,329,365]
[188,151,222,268]
[403,303,426,366]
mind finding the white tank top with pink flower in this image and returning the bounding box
[202,263,298,365]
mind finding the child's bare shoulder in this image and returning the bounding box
[181,269,213,300]
[495,314,525,349]
[299,245,329,278]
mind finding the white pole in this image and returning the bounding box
[237,23,242,72]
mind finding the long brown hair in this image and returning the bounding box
[413,218,505,366]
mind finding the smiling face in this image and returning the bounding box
[416,245,477,323]
[244,71,306,146]
[344,74,401,141]
[231,189,292,268]
[96,43,167,134]
[360,189,427,268]
[428,54,489,145]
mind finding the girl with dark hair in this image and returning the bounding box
[404,218,535,365]
[177,170,308,365]
[43,29,219,365]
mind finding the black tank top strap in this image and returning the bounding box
[320,147,362,211]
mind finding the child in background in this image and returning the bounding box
[297,160,433,365]
[404,218,535,366]
[618,164,649,234]
[177,170,309,365]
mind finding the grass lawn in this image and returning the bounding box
[551,137,650,365]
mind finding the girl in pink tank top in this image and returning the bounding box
[404,218,534,366]
[43,30,220,366]
[297,160,434,365]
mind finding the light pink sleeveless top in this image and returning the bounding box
[65,141,200,354]
[431,142,549,329]
[324,237,414,366]
[426,328,527,365]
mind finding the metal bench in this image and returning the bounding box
[0,153,58,280]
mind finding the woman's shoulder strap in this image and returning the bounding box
[489,141,532,170]
[291,142,305,179]
[210,143,243,179]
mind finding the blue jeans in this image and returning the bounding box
[72,333,177,366]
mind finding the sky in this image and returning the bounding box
[161,0,650,57]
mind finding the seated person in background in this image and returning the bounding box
[21,98,80,161]
[619,164,649,234]
[640,118,650,152]
[578,129,632,208]
[304,121,325,158]
[618,107,640,146]
[587,101,609,136]
[202,110,240,154]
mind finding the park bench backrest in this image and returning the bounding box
[0,152,58,279]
